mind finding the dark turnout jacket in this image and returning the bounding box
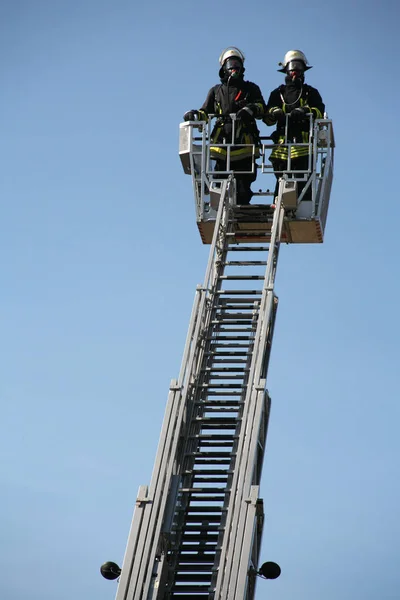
[264,82,325,159]
[198,79,266,161]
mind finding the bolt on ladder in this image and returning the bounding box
[113,177,285,600]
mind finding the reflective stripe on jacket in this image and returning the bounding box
[264,84,324,160]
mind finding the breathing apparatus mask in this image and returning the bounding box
[223,57,243,80]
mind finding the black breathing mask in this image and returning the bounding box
[224,58,243,79]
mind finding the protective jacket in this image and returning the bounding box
[264,83,324,160]
[198,79,266,161]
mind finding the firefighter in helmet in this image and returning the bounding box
[264,50,325,201]
[183,47,266,205]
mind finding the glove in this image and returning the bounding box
[289,106,309,122]
[236,106,255,123]
[269,107,286,124]
[183,110,199,122]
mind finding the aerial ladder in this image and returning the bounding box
[101,113,335,600]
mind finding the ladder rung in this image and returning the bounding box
[201,367,248,372]
[199,390,243,396]
[206,375,246,380]
[196,416,238,423]
[195,401,242,408]
[208,358,249,364]
[177,506,226,513]
[181,515,223,524]
[177,543,217,556]
[218,297,261,303]
[193,458,231,465]
[190,451,233,458]
[170,592,210,600]
[206,335,251,341]
[180,488,227,494]
[206,375,246,381]
[209,342,252,349]
[191,434,238,440]
[195,441,235,448]
[205,350,250,356]
[186,469,233,475]
[210,322,253,328]
[209,328,255,333]
[214,307,258,313]
[215,289,262,295]
[223,261,267,266]
[196,423,237,429]
[213,312,256,319]
[174,573,214,582]
[227,245,269,251]
[197,377,243,390]
[191,477,228,484]
[218,275,264,280]
[196,406,240,413]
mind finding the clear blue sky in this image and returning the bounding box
[1,1,399,599]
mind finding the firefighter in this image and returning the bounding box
[183,47,266,205]
[264,50,325,201]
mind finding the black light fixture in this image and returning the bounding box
[258,561,281,580]
[100,561,122,581]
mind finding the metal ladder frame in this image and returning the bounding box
[114,173,285,599]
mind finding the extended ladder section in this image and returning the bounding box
[114,181,285,600]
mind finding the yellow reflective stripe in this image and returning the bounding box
[210,146,260,159]
[270,146,310,159]
[198,110,208,121]
[311,107,323,119]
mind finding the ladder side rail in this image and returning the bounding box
[139,184,234,599]
[116,383,183,600]
[231,391,271,600]
[220,385,267,600]
[115,486,148,600]
[188,180,233,383]
[135,387,205,596]
[214,197,284,599]
[234,485,262,600]
[176,179,230,390]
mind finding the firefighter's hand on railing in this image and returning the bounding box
[289,106,309,122]
[183,110,199,122]
[269,107,286,124]
[236,106,255,123]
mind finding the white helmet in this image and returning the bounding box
[278,49,312,72]
[219,46,245,67]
